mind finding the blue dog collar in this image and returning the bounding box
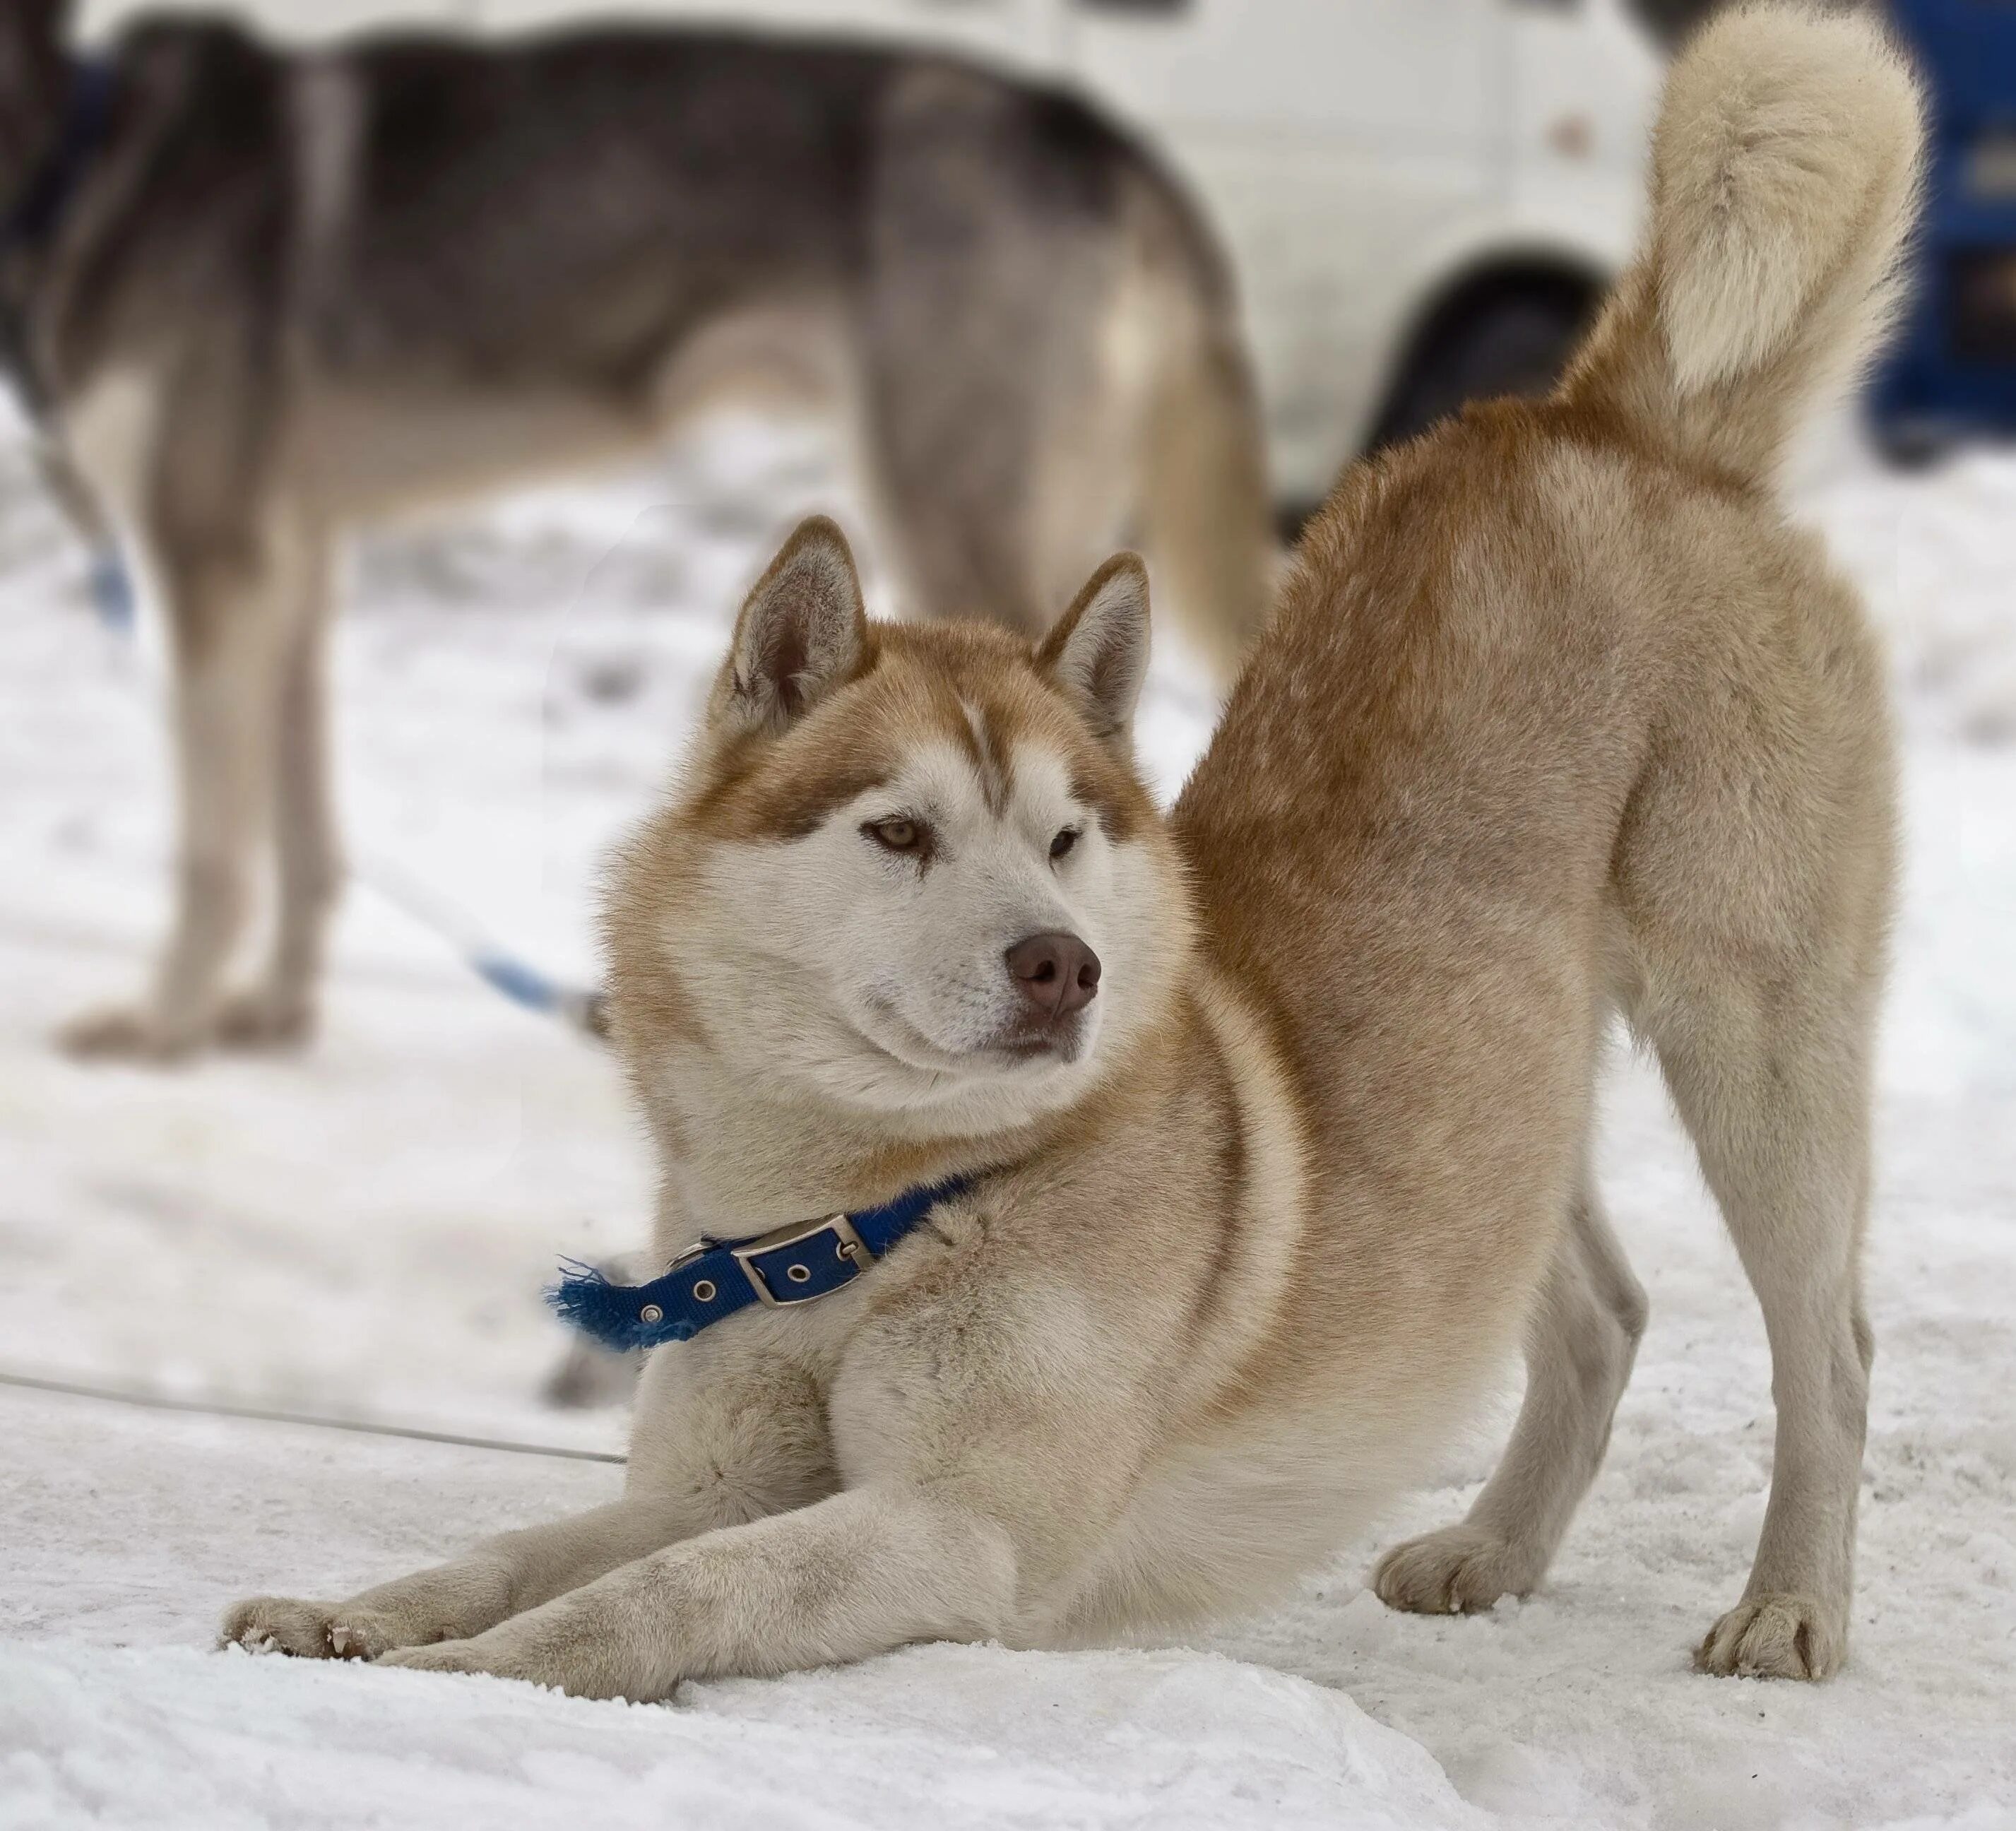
[548,1175,973,1351]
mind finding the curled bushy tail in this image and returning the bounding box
[1563,5,1924,484]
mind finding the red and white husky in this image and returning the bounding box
[224,6,1919,1695]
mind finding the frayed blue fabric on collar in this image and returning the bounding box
[549,1175,973,1351]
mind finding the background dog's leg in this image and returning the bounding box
[855,317,1051,643]
[60,524,305,1061]
[857,66,1126,644]
[1650,975,1877,1682]
[379,1486,1019,1701]
[1372,1163,1645,1615]
[218,531,340,1049]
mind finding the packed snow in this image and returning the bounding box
[1,403,2013,1829]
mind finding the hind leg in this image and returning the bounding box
[853,296,1117,641]
[1374,1167,1647,1613]
[1609,551,1892,1678]
[60,511,314,1061]
[852,65,1131,637]
[1640,965,1878,1680]
[217,532,341,1050]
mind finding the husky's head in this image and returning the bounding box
[605,517,1190,1139]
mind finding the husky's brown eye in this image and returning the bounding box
[1050,828,1079,860]
[866,818,923,853]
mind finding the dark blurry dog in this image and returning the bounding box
[0,0,1271,1060]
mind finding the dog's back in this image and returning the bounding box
[275,29,1127,381]
[1180,4,1917,1216]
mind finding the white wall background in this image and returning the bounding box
[76,0,1057,52]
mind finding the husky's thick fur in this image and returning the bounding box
[223,8,1919,1693]
[0,1,1270,1060]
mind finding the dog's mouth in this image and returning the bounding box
[988,1013,1090,1067]
[853,998,1086,1078]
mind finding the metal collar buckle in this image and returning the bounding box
[731,1213,879,1306]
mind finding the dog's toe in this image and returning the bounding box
[1695,1594,1844,1681]
[1370,1524,1538,1616]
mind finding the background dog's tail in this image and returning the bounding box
[1560,4,1924,485]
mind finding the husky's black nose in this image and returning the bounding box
[1004,932,1101,1019]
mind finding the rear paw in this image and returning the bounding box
[218,1596,407,1661]
[1695,1594,1845,1680]
[1371,1524,1541,1616]
[56,1002,206,1064]
[215,988,316,1052]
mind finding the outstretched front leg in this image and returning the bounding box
[221,1496,685,1661]
[220,1354,835,1660]
[379,1283,1141,1698]
[381,1484,1020,1697]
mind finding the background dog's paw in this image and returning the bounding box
[215,989,316,1053]
[1695,1593,1845,1680]
[56,1002,204,1064]
[1370,1524,1539,1615]
[218,1596,407,1661]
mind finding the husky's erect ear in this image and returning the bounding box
[717,516,868,734]
[1038,553,1150,745]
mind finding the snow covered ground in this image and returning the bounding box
[1,408,2014,1828]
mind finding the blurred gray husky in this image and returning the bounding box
[0,0,1271,1060]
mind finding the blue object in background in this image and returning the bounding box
[88,547,134,634]
[1871,0,2016,461]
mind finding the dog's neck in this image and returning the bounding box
[634,1044,1066,1262]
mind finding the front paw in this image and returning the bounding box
[376,1640,498,1678]
[219,1596,413,1661]
[1370,1523,1541,1615]
[57,1001,208,1064]
[381,1623,641,1700]
[377,1632,567,1691]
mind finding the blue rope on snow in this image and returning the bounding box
[474,953,609,1038]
